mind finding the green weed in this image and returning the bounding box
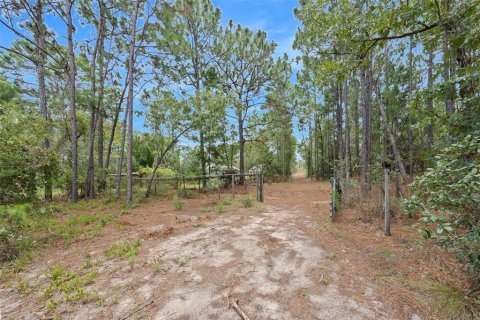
[174,255,190,267]
[240,196,253,208]
[173,197,184,211]
[104,238,141,261]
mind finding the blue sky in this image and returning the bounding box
[213,0,300,60]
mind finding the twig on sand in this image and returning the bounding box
[228,297,250,320]
[119,299,154,320]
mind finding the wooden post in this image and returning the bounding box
[154,179,157,196]
[330,177,335,222]
[384,169,391,236]
[255,174,259,201]
[259,173,263,202]
[231,175,235,198]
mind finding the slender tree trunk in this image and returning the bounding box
[374,81,408,180]
[97,16,106,193]
[314,113,319,180]
[66,0,78,202]
[335,82,343,173]
[344,80,351,205]
[106,80,128,170]
[115,106,128,196]
[360,67,370,196]
[238,116,245,184]
[126,0,140,204]
[407,37,414,177]
[427,48,434,145]
[308,115,313,178]
[35,0,51,201]
[442,25,455,114]
[353,76,360,176]
[85,7,105,199]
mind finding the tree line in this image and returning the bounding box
[293,0,479,286]
[0,0,295,205]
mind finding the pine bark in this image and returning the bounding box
[66,0,78,202]
[126,0,140,203]
[35,0,51,201]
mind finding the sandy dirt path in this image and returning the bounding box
[1,178,392,319]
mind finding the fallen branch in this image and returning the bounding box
[230,299,250,320]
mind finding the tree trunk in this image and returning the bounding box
[126,0,140,204]
[344,80,351,205]
[335,82,344,169]
[85,8,105,199]
[374,81,408,180]
[427,48,434,145]
[35,0,51,201]
[360,67,370,196]
[308,115,313,178]
[97,15,106,193]
[238,115,245,185]
[442,25,455,114]
[353,75,360,176]
[115,106,128,197]
[66,0,78,202]
[106,80,128,170]
[407,37,414,177]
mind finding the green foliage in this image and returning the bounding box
[174,255,190,267]
[178,187,194,199]
[404,133,480,275]
[104,238,142,260]
[240,196,253,208]
[173,197,183,211]
[0,204,35,262]
[205,178,221,193]
[44,265,98,307]
[0,103,58,204]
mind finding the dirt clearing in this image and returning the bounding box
[0,178,458,319]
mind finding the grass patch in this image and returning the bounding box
[376,247,394,263]
[173,197,184,211]
[43,265,98,309]
[200,206,215,213]
[420,281,480,319]
[104,238,141,261]
[240,196,253,208]
[221,197,232,206]
[174,255,190,267]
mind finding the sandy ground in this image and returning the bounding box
[0,178,433,319]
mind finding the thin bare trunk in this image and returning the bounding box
[115,106,128,197]
[35,0,51,201]
[66,0,78,202]
[344,80,351,205]
[360,67,370,196]
[427,49,434,145]
[407,37,414,177]
[106,80,128,170]
[126,0,140,203]
[374,81,408,180]
[85,4,105,199]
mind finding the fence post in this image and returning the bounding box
[256,173,260,201]
[384,169,391,236]
[330,177,336,222]
[259,173,263,202]
[231,175,235,198]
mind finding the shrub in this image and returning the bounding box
[173,197,183,211]
[404,133,480,277]
[205,178,221,193]
[241,196,253,208]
